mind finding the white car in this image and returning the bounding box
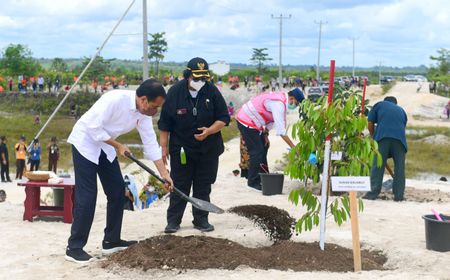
[307,87,326,102]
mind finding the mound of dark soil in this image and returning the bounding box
[228,204,295,241]
[103,235,387,272]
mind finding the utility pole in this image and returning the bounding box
[377,60,383,84]
[142,0,149,81]
[271,14,291,87]
[314,20,327,83]
[349,37,359,77]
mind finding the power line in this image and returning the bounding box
[271,14,291,85]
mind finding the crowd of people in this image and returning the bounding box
[0,135,60,183]
[0,74,131,96]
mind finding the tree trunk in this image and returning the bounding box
[156,60,160,78]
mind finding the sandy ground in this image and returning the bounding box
[366,82,450,127]
[1,84,450,280]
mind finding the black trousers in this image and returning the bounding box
[16,159,25,179]
[30,159,40,171]
[48,158,58,173]
[367,138,406,200]
[237,122,268,187]
[68,146,125,250]
[1,162,11,181]
[167,151,219,226]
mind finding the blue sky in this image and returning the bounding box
[0,0,449,67]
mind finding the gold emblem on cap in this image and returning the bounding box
[197,62,205,70]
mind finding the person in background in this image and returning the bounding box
[47,137,60,173]
[8,78,13,91]
[37,75,44,92]
[158,57,230,233]
[29,139,41,171]
[227,101,235,116]
[0,136,12,182]
[15,136,27,180]
[32,78,37,95]
[236,91,296,191]
[363,96,408,201]
[445,100,450,119]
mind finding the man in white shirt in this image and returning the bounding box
[37,75,44,91]
[65,79,173,264]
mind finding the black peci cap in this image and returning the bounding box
[186,57,210,78]
[136,79,166,101]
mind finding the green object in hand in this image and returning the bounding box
[180,147,187,165]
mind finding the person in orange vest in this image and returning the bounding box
[236,91,299,191]
[14,136,27,180]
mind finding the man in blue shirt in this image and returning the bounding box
[364,96,407,201]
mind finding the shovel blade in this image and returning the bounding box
[188,196,225,214]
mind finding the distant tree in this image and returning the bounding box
[81,56,113,81]
[430,48,450,75]
[250,48,272,74]
[148,32,168,78]
[0,44,41,76]
[51,57,69,73]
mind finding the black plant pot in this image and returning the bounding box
[260,173,284,196]
[422,214,450,252]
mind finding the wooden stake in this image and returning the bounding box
[349,191,362,272]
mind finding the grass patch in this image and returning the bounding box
[381,81,396,95]
[221,118,240,143]
[405,141,450,178]
[0,114,76,171]
[404,126,450,178]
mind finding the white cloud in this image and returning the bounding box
[0,0,449,67]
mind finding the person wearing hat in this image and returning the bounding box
[14,136,27,180]
[65,79,174,264]
[29,138,41,171]
[235,90,298,191]
[287,87,306,119]
[158,57,230,233]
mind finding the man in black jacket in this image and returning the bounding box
[158,57,230,233]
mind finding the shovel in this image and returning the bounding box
[125,152,224,214]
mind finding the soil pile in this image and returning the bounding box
[228,204,295,240]
[103,235,387,272]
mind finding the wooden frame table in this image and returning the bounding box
[17,179,75,223]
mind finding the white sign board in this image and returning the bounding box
[331,176,371,192]
[331,151,343,160]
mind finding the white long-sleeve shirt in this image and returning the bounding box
[67,90,161,164]
[264,99,286,136]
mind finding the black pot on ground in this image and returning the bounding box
[259,173,284,196]
[422,214,450,252]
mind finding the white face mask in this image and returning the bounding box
[190,80,205,92]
